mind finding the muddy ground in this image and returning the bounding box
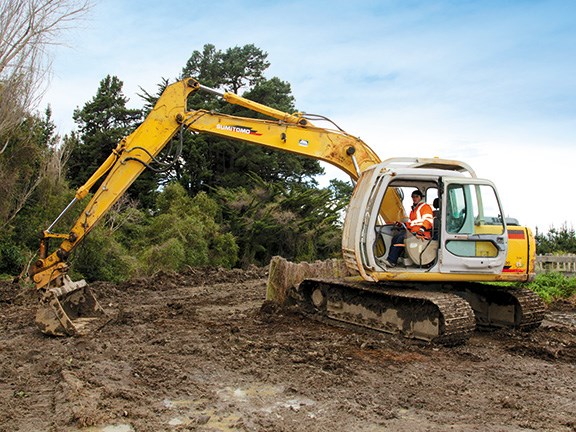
[1,267,575,432]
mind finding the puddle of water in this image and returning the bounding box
[163,382,316,430]
[233,388,247,401]
[168,417,184,426]
[78,425,134,432]
[162,397,239,431]
[217,383,284,402]
[161,407,240,431]
[217,384,315,413]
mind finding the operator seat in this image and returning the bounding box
[405,197,440,267]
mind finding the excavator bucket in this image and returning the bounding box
[267,256,354,304]
[35,276,106,336]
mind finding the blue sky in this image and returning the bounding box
[42,0,576,232]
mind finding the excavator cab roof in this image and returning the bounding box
[379,157,477,178]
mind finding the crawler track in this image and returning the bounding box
[268,257,545,345]
[448,283,546,331]
[291,279,477,345]
[288,279,545,345]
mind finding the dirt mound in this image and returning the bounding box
[0,279,37,306]
[0,280,17,303]
[1,269,575,432]
[550,295,576,311]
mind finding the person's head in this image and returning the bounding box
[411,189,424,203]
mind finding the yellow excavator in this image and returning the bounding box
[29,78,544,343]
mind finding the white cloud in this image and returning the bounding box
[39,0,576,231]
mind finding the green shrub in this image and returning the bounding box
[134,184,238,274]
[0,241,27,275]
[210,232,239,268]
[139,237,186,275]
[526,272,576,304]
[71,227,133,283]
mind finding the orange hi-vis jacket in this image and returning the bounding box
[407,202,434,239]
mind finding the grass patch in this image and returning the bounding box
[483,272,576,304]
[525,272,576,304]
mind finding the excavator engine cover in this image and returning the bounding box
[35,276,106,336]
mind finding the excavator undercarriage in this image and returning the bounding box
[268,256,545,345]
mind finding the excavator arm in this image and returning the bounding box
[32,78,383,289]
[29,77,383,335]
[31,79,194,291]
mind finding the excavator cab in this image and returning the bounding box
[343,158,509,281]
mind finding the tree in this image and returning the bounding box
[535,224,576,254]
[0,0,90,139]
[164,44,324,196]
[0,107,61,230]
[138,44,325,196]
[0,108,75,275]
[182,43,269,92]
[0,0,91,275]
[65,75,161,206]
[220,44,270,93]
[214,176,347,267]
[68,75,142,185]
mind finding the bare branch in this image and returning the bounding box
[104,194,143,234]
[0,0,91,137]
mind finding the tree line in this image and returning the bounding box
[534,225,576,256]
[0,43,352,282]
[1,0,572,282]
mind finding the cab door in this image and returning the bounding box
[440,178,508,274]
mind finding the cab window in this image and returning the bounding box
[446,184,504,235]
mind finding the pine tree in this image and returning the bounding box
[66,76,160,206]
[170,44,324,195]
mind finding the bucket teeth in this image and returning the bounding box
[36,277,106,336]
